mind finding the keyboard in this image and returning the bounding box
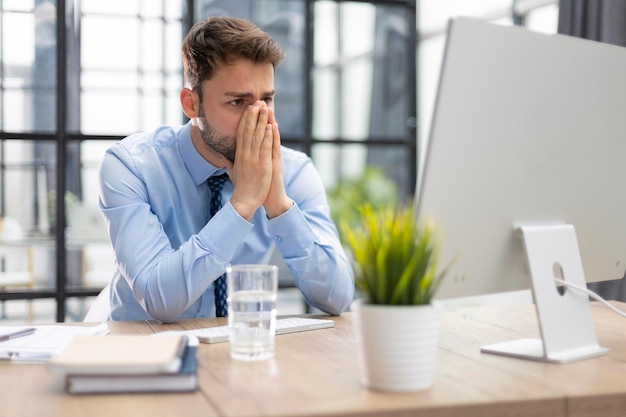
[182,317,335,344]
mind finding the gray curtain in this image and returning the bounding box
[558,0,626,46]
[558,0,626,300]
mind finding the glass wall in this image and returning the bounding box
[79,0,184,134]
[0,0,188,322]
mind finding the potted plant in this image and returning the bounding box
[342,202,449,392]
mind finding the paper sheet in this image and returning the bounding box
[0,323,109,363]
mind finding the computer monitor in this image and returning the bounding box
[417,18,626,363]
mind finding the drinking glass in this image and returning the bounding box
[226,264,278,361]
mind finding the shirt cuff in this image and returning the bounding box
[267,204,318,257]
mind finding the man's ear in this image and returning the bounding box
[180,87,199,118]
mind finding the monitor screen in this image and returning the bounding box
[417,17,626,302]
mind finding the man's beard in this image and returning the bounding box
[197,107,236,162]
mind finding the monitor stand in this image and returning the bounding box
[480,224,608,364]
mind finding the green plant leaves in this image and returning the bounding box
[342,203,447,306]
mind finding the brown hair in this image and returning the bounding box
[182,16,286,89]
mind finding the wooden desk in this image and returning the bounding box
[0,320,217,417]
[2,302,626,417]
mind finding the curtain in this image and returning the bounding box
[559,0,626,301]
[558,0,626,46]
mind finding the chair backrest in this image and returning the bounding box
[83,283,111,322]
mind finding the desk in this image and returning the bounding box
[2,302,626,417]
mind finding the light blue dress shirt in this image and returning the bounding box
[98,122,355,322]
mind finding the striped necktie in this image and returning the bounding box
[208,173,229,317]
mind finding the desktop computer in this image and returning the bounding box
[417,18,626,363]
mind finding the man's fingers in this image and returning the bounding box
[236,104,252,145]
[268,106,276,125]
[244,103,261,145]
[262,123,273,156]
[253,104,269,148]
[236,101,271,158]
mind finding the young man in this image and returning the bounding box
[98,16,355,322]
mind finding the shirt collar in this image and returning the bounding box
[179,122,227,185]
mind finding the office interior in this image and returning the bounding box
[0,0,619,324]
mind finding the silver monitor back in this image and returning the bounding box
[418,17,626,300]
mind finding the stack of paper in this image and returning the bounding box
[47,334,198,394]
[0,323,109,362]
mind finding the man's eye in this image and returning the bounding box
[229,99,243,107]
[263,97,274,104]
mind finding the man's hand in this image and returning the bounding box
[226,101,274,221]
[263,107,292,219]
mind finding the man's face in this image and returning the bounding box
[195,59,276,162]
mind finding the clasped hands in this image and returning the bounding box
[225,101,292,221]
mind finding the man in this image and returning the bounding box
[98,16,355,322]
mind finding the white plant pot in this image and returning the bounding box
[351,299,442,392]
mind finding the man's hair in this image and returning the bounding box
[182,16,286,89]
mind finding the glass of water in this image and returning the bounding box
[226,264,278,361]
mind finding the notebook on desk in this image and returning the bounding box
[48,334,187,375]
[63,336,199,394]
[48,335,199,394]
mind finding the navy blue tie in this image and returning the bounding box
[208,173,229,317]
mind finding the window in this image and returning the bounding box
[0,0,188,322]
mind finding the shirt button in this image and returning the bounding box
[273,235,282,243]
